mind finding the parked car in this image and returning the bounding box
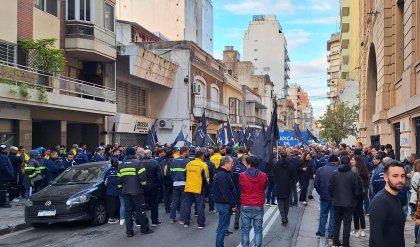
[25,161,111,228]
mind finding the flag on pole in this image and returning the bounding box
[217,127,226,145]
[226,120,235,145]
[194,111,207,147]
[264,103,280,163]
[293,123,304,144]
[144,124,158,148]
[306,129,319,143]
[171,129,189,147]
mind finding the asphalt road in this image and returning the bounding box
[0,203,304,247]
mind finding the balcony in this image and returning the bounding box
[284,70,290,80]
[229,114,243,125]
[65,21,116,61]
[193,96,228,122]
[246,116,267,127]
[0,62,116,115]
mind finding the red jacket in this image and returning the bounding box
[239,169,268,207]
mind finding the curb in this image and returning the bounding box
[0,223,29,236]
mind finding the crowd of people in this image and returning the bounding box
[0,141,418,247]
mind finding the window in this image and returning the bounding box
[104,3,114,31]
[35,0,58,17]
[263,67,270,71]
[0,41,15,65]
[117,82,148,116]
[66,0,93,22]
[211,85,219,103]
[254,49,258,51]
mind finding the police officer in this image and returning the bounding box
[0,144,14,207]
[118,147,153,237]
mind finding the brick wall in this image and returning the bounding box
[17,0,33,40]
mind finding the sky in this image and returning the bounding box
[212,0,340,118]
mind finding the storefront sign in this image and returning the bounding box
[109,114,153,134]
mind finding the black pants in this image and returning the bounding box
[106,195,120,219]
[163,179,173,213]
[353,199,365,229]
[0,182,9,207]
[333,206,353,246]
[278,198,290,223]
[123,194,150,234]
[298,179,308,202]
[145,188,160,223]
[234,200,241,225]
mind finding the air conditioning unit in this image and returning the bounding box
[157,119,173,129]
[192,82,201,94]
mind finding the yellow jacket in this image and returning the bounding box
[210,153,223,169]
[184,158,209,194]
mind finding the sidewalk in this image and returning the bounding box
[297,192,416,247]
[0,199,27,236]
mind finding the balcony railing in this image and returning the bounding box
[229,114,243,124]
[194,96,229,114]
[66,22,94,38]
[246,116,267,126]
[0,61,116,103]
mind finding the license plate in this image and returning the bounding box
[37,210,56,216]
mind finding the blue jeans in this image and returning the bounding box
[170,185,185,221]
[266,176,276,204]
[215,203,231,247]
[241,206,264,247]
[119,194,125,219]
[318,200,334,236]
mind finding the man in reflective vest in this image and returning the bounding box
[118,147,153,237]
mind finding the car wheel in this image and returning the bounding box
[31,223,48,228]
[91,201,107,226]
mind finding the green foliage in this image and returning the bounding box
[38,87,48,103]
[18,38,65,75]
[318,102,359,146]
[19,83,31,99]
[9,85,17,94]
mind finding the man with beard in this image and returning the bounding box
[369,161,406,247]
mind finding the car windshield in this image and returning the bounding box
[53,165,108,184]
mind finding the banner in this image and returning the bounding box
[278,131,308,146]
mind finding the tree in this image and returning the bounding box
[18,38,65,75]
[318,102,359,146]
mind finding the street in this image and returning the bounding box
[0,204,304,247]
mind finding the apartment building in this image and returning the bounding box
[0,0,117,151]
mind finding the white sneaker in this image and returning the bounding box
[360,230,366,237]
[120,219,125,225]
[12,198,20,203]
[350,231,360,238]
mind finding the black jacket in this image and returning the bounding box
[298,159,314,187]
[118,155,147,195]
[328,164,362,207]
[0,153,14,182]
[213,168,237,207]
[273,158,293,199]
[141,158,163,190]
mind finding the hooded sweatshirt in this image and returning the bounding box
[239,168,268,207]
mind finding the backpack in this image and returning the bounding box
[161,158,172,178]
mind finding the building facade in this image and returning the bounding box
[359,0,420,159]
[115,0,214,54]
[0,0,117,151]
[327,32,342,106]
[243,15,289,98]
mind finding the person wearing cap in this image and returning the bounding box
[92,146,106,162]
[140,149,163,227]
[118,146,153,237]
[314,154,339,238]
[169,146,190,223]
[8,146,24,202]
[328,155,362,247]
[35,147,48,191]
[0,145,14,207]
[369,154,385,199]
[23,150,40,199]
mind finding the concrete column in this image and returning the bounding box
[18,120,32,151]
[61,121,67,147]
